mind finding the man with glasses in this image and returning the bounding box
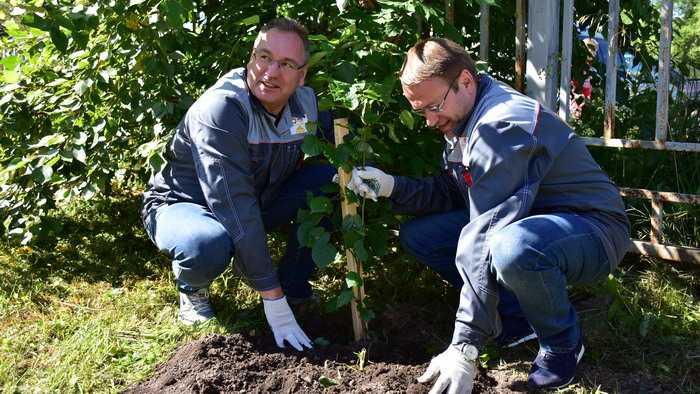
[348,38,630,392]
[141,18,335,351]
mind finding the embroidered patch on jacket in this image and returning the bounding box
[290,115,308,135]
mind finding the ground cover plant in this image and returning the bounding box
[1,191,699,393]
[2,0,700,392]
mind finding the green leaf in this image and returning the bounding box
[0,93,14,107]
[161,0,187,29]
[301,134,323,157]
[342,214,363,232]
[345,271,363,288]
[309,195,332,214]
[21,13,49,31]
[1,156,33,174]
[306,51,328,69]
[318,376,339,388]
[74,79,92,96]
[238,15,259,26]
[296,221,316,247]
[352,239,368,262]
[335,288,353,308]
[72,147,86,163]
[366,225,389,256]
[34,165,54,184]
[399,109,414,130]
[30,134,66,148]
[0,56,20,71]
[620,10,633,26]
[356,140,373,155]
[359,305,375,321]
[312,237,337,268]
[50,28,68,52]
[313,337,331,347]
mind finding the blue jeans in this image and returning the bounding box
[401,210,611,352]
[400,209,526,320]
[144,163,336,298]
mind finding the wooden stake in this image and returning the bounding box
[333,118,368,341]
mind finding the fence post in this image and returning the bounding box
[604,0,619,139]
[655,0,673,143]
[650,197,664,244]
[515,0,527,93]
[445,0,454,25]
[480,2,490,64]
[526,0,560,109]
[333,118,368,341]
[559,0,574,121]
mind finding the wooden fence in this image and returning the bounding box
[474,0,700,264]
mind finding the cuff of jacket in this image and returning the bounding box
[451,321,487,352]
[246,274,281,292]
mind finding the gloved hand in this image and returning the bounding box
[417,344,478,394]
[263,296,313,351]
[347,166,395,201]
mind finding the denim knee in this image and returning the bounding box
[399,220,425,259]
[489,226,549,286]
[172,229,233,290]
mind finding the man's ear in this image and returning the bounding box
[459,69,474,88]
[298,68,307,87]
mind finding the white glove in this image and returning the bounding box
[263,296,313,351]
[347,166,395,201]
[417,344,478,394]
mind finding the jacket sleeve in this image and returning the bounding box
[389,171,467,215]
[451,122,556,345]
[187,95,280,291]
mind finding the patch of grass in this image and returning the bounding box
[1,189,699,393]
[0,192,259,393]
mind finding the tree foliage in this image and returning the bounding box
[1,0,697,253]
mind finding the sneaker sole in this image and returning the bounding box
[505,332,538,348]
[178,314,214,326]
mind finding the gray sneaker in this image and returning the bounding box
[178,288,214,325]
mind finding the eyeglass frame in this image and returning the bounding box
[413,73,461,117]
[251,49,307,73]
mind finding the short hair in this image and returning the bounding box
[399,38,477,87]
[259,17,310,62]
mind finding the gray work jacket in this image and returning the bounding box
[142,68,319,291]
[389,74,630,345]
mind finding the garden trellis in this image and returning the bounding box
[472,0,700,264]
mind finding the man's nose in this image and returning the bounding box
[425,112,439,127]
[264,61,282,76]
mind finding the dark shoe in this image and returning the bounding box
[528,339,585,389]
[495,315,537,348]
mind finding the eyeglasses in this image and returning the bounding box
[413,74,460,116]
[252,50,306,73]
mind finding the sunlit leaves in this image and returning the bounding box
[399,109,414,130]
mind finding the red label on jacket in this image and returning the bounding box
[463,169,473,187]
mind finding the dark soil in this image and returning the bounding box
[126,302,688,393]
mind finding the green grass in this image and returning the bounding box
[1,190,699,393]
[0,192,258,393]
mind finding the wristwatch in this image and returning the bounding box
[454,343,479,361]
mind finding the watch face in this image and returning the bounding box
[461,344,479,361]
